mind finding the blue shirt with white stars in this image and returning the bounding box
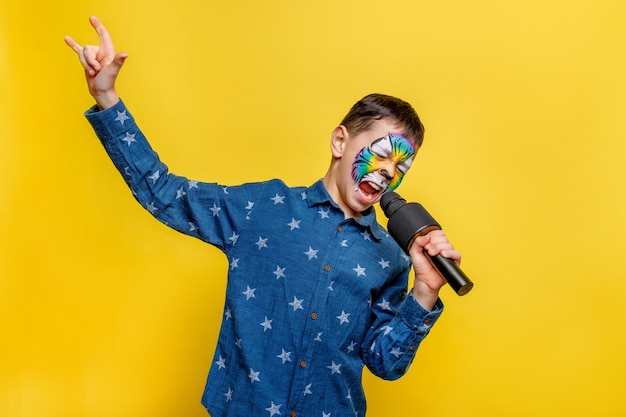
[85,100,443,417]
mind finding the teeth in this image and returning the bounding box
[368,181,381,191]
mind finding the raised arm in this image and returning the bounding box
[65,16,127,110]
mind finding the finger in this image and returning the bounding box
[108,52,129,76]
[427,234,451,250]
[89,16,115,57]
[440,249,462,265]
[428,241,455,256]
[63,35,83,54]
[423,233,454,256]
[64,36,96,74]
[83,45,101,71]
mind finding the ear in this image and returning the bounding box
[330,125,349,158]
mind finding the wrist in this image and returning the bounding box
[412,282,440,311]
[92,90,120,110]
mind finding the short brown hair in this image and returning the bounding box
[340,93,425,147]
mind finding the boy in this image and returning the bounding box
[65,16,460,417]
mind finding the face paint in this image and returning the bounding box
[351,133,416,196]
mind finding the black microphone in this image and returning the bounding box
[380,192,474,296]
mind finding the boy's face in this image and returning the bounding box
[330,118,417,217]
[351,132,415,196]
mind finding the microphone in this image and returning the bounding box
[379,192,474,296]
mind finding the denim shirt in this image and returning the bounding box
[85,100,443,417]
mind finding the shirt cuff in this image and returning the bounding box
[84,99,134,139]
[398,290,444,334]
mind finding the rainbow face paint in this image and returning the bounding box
[351,133,416,197]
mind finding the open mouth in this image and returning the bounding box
[355,179,386,204]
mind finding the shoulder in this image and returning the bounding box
[225,179,304,195]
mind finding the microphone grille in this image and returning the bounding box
[379,192,406,218]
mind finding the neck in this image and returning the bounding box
[322,171,362,219]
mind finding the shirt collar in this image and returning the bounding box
[306,180,385,241]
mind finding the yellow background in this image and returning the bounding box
[2,1,625,416]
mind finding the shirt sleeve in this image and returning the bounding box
[360,266,444,381]
[84,99,247,252]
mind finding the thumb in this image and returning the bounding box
[109,52,128,75]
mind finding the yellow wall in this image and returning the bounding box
[2,1,625,416]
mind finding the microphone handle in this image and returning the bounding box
[426,252,474,296]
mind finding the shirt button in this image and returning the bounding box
[324,265,331,272]
[290,411,297,417]
[423,319,431,324]
[408,345,415,351]
[337,226,343,232]
[300,360,307,368]
[310,312,318,320]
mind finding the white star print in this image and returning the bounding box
[378,258,390,269]
[277,348,292,364]
[390,347,404,358]
[224,387,233,402]
[360,230,372,241]
[114,109,129,125]
[273,265,286,279]
[323,412,331,417]
[418,323,431,332]
[248,368,260,383]
[148,170,160,184]
[122,132,136,146]
[210,203,221,217]
[318,208,330,219]
[222,186,229,194]
[242,286,256,300]
[228,231,239,245]
[376,298,392,311]
[146,202,157,214]
[271,193,285,204]
[352,264,366,277]
[176,186,186,199]
[314,332,323,342]
[215,355,226,370]
[381,325,394,336]
[188,180,198,189]
[287,218,301,230]
[346,341,356,353]
[124,167,131,176]
[224,307,232,320]
[301,191,307,199]
[288,296,304,311]
[255,236,268,250]
[235,338,242,349]
[265,401,282,417]
[336,310,350,325]
[303,384,312,395]
[304,247,318,260]
[340,240,348,247]
[245,201,255,210]
[327,361,342,374]
[260,316,273,332]
[230,257,239,270]
[188,222,198,233]
[327,281,335,291]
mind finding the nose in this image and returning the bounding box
[379,168,393,181]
